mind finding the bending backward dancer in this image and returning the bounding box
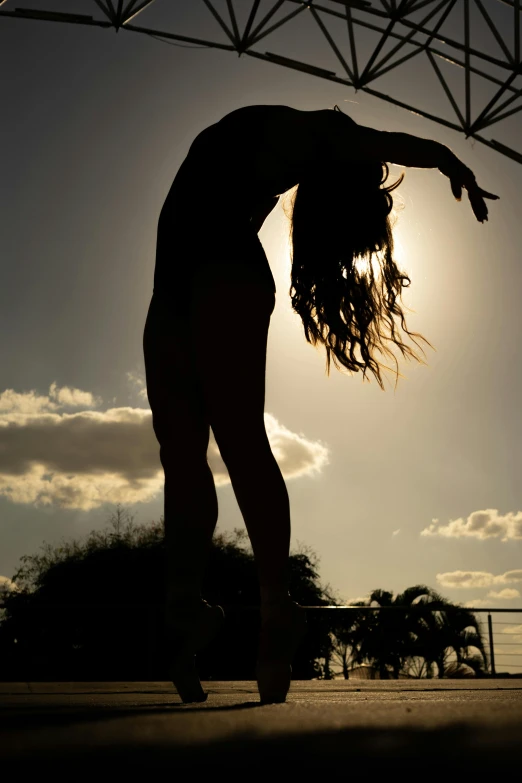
[143,104,498,704]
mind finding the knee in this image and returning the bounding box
[159,443,209,474]
[216,428,272,471]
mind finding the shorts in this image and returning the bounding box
[152,214,276,318]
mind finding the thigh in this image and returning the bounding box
[188,263,276,462]
[143,294,211,463]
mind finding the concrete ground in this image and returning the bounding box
[1,680,521,773]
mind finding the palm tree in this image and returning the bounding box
[409,592,488,678]
[351,586,434,678]
[346,586,488,679]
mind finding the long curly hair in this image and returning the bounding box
[289,112,434,391]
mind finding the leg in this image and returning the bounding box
[143,293,217,609]
[188,269,291,607]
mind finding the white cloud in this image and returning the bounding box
[487,588,520,600]
[0,387,330,511]
[436,570,522,589]
[126,371,148,401]
[0,383,101,415]
[0,576,19,595]
[464,599,494,608]
[421,509,522,541]
[503,625,522,635]
[392,528,401,536]
[347,595,369,605]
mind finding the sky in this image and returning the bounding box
[1,1,521,668]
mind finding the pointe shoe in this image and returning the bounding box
[256,601,307,704]
[166,600,224,704]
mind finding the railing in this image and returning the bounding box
[301,606,522,676]
[0,602,520,678]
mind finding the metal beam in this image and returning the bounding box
[1,0,520,165]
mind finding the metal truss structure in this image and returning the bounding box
[2,0,521,164]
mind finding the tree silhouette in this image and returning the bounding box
[329,586,488,679]
[0,507,488,681]
[0,506,333,680]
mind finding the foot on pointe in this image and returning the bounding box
[166,599,224,704]
[256,600,307,704]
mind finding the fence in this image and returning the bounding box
[300,605,522,677]
[0,601,520,679]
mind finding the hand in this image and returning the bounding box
[439,152,499,223]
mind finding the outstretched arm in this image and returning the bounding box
[356,126,499,223]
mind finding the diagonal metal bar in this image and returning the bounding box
[346,5,360,84]
[123,0,140,16]
[464,0,471,129]
[247,3,308,48]
[286,0,514,71]
[115,0,124,28]
[369,44,427,80]
[513,0,520,65]
[105,0,117,19]
[123,22,236,51]
[429,50,518,96]
[361,84,464,131]
[245,48,353,84]
[226,0,240,43]
[331,10,522,97]
[2,0,521,166]
[241,0,261,47]
[370,0,458,82]
[485,136,522,164]
[263,50,339,78]
[91,0,116,23]
[476,83,522,125]
[122,0,157,25]
[365,0,455,81]
[202,0,237,46]
[3,8,96,23]
[402,0,444,12]
[248,0,286,42]
[359,17,399,84]
[474,0,514,63]
[476,99,522,128]
[426,48,466,126]
[469,69,519,131]
[496,0,522,9]
[309,5,354,80]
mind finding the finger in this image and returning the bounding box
[466,183,500,201]
[479,189,499,200]
[469,193,488,222]
[451,178,462,200]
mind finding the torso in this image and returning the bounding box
[153,105,356,297]
[162,105,348,214]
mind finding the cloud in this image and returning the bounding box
[421,509,522,541]
[463,599,494,608]
[0,387,330,510]
[392,529,401,536]
[487,588,520,600]
[0,576,19,595]
[0,383,101,415]
[503,624,522,635]
[126,371,148,401]
[436,570,522,589]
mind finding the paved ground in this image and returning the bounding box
[1,680,521,772]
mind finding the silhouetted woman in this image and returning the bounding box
[143,104,498,704]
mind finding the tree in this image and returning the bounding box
[0,506,334,681]
[329,585,488,679]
